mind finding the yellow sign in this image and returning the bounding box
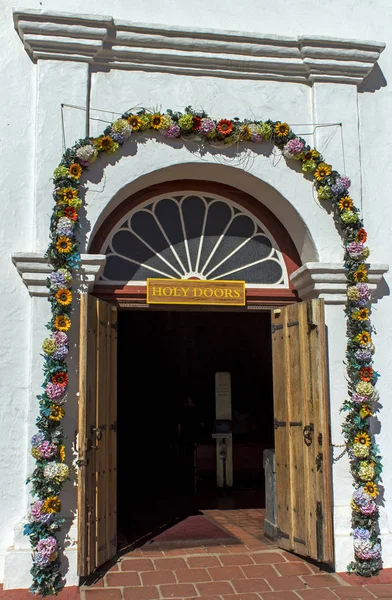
[146,278,246,306]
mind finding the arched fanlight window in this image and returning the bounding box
[100,192,289,288]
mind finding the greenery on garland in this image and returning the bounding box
[25,106,382,595]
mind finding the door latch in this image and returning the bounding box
[303,423,314,446]
[91,425,106,441]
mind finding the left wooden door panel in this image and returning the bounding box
[78,295,117,576]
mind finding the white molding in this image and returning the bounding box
[11,252,107,296]
[13,9,385,85]
[291,262,389,304]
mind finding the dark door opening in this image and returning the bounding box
[117,309,274,549]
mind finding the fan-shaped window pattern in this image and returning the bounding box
[101,193,288,287]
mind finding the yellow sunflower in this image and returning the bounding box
[274,122,290,137]
[49,405,65,421]
[357,308,370,321]
[150,113,165,130]
[360,405,373,419]
[364,482,378,497]
[301,149,320,161]
[55,289,72,306]
[42,496,61,514]
[95,135,116,152]
[55,315,71,332]
[55,236,73,254]
[356,331,372,345]
[127,114,142,130]
[354,431,371,447]
[58,187,78,203]
[353,265,368,282]
[59,445,66,462]
[239,125,252,141]
[338,196,353,211]
[314,162,332,181]
[68,163,83,179]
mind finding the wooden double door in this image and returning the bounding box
[77,296,333,576]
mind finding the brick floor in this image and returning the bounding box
[2,509,392,599]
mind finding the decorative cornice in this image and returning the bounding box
[290,262,389,304]
[13,9,385,85]
[12,252,106,296]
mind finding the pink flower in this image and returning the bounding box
[37,537,57,557]
[352,393,369,404]
[30,500,44,520]
[283,138,304,157]
[46,383,65,400]
[52,332,68,346]
[357,283,371,300]
[165,124,181,138]
[38,441,57,459]
[199,118,215,135]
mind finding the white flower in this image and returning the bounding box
[76,144,98,163]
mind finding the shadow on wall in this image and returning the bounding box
[358,64,387,93]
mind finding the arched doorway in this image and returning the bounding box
[77,180,333,577]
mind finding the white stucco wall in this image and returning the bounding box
[1,0,392,589]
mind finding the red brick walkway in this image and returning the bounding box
[2,509,392,599]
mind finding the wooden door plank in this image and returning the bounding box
[78,294,98,576]
[308,299,334,562]
[272,308,291,550]
[106,304,118,561]
[95,300,108,567]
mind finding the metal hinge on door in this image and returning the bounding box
[271,323,283,334]
[274,418,286,429]
[277,528,290,540]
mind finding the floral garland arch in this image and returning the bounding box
[24,107,382,596]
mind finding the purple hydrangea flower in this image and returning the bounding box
[199,118,215,135]
[37,537,57,556]
[31,432,46,447]
[34,553,50,567]
[331,181,346,195]
[112,133,125,144]
[52,346,69,361]
[284,138,304,156]
[45,383,66,400]
[165,124,181,138]
[353,489,370,507]
[353,527,371,540]
[38,441,58,459]
[49,271,67,289]
[352,298,369,308]
[355,349,373,363]
[52,332,68,346]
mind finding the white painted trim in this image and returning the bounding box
[11,252,107,296]
[291,262,389,304]
[13,9,385,85]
